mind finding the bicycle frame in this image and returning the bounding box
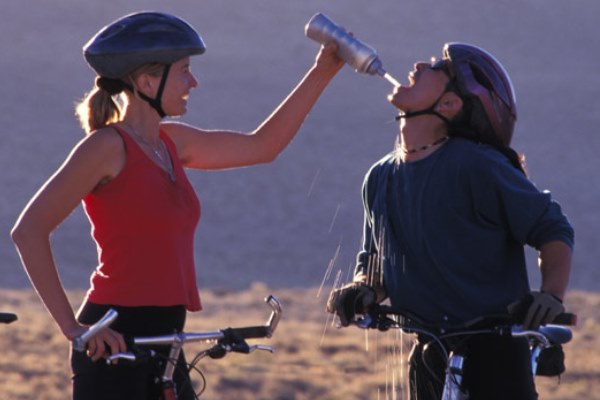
[73,295,282,399]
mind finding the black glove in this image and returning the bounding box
[326,283,377,327]
[508,291,565,330]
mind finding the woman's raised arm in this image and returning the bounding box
[164,43,344,170]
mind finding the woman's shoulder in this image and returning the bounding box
[159,120,201,137]
[159,120,205,144]
[85,125,125,151]
[73,126,126,174]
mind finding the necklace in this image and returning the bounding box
[123,123,175,180]
[400,136,449,154]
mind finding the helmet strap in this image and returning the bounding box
[395,91,451,125]
[398,108,450,124]
[140,64,171,118]
[121,64,172,118]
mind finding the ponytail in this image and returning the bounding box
[75,77,125,135]
[75,64,167,134]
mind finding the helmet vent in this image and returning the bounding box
[470,64,493,92]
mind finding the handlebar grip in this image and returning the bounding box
[73,309,119,352]
[229,326,271,339]
[0,313,17,324]
[552,312,577,326]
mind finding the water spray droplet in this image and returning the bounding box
[328,203,342,233]
[383,72,401,87]
[307,168,321,198]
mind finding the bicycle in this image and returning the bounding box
[0,312,17,324]
[73,295,282,399]
[349,304,576,399]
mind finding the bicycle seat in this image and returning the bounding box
[539,325,572,345]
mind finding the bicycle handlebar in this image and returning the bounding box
[548,312,578,326]
[72,295,282,354]
[357,305,576,328]
[348,305,575,386]
[352,305,575,346]
[127,295,281,347]
[510,325,573,347]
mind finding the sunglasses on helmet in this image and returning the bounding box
[430,58,453,78]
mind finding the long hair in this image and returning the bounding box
[447,96,526,175]
[75,86,122,135]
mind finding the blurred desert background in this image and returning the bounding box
[1,0,600,399]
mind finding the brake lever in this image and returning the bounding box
[353,312,397,331]
[248,344,275,354]
[106,352,136,363]
[106,349,156,364]
[208,341,275,359]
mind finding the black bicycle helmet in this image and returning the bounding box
[84,11,205,79]
[443,42,517,146]
[83,12,206,117]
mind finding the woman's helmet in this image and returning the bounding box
[443,42,517,146]
[84,11,206,79]
[83,11,206,117]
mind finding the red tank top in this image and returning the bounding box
[82,126,202,311]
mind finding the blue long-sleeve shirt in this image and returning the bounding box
[355,138,574,326]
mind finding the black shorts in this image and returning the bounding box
[71,302,195,400]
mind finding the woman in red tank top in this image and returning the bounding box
[11,11,344,400]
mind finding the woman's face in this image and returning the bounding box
[161,57,199,117]
[388,60,450,113]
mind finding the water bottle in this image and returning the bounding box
[305,13,386,77]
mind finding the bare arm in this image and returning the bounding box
[11,129,127,357]
[163,43,344,170]
[538,240,572,300]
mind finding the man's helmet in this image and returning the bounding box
[443,42,517,146]
[84,11,206,79]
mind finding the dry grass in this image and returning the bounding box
[1,285,599,399]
